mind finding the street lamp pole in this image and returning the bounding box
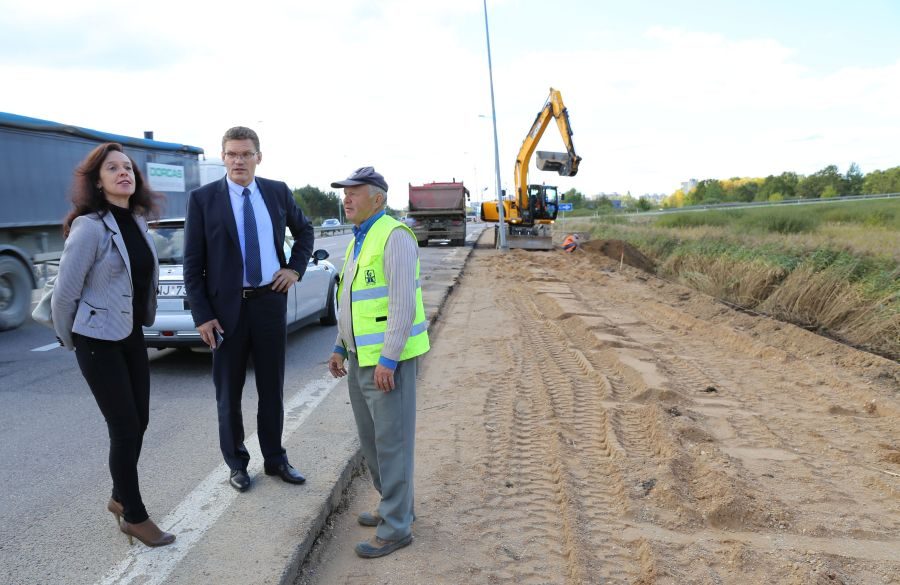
[482,0,507,249]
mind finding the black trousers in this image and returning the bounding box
[212,291,288,471]
[74,326,150,524]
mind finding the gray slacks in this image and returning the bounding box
[347,352,417,541]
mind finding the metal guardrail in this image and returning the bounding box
[32,251,62,263]
[636,192,900,216]
[314,224,353,237]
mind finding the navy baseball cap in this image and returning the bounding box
[330,166,389,193]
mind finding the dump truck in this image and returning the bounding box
[407,181,469,247]
[0,112,206,331]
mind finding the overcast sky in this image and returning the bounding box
[2,0,899,209]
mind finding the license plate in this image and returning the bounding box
[159,284,186,297]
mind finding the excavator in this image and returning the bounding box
[481,87,581,250]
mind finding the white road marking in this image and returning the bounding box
[31,342,60,352]
[96,374,342,585]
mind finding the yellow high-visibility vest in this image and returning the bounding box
[338,215,430,366]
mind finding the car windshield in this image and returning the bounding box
[150,226,185,265]
[150,224,295,265]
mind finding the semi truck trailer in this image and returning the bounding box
[0,112,207,330]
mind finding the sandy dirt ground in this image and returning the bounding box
[298,237,900,585]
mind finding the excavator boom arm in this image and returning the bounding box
[514,88,581,222]
[480,87,582,250]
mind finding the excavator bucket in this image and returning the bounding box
[536,151,574,176]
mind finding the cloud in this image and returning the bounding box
[1,5,898,205]
[489,25,900,194]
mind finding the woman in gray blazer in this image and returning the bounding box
[52,143,174,547]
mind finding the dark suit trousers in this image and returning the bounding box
[212,290,289,471]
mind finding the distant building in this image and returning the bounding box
[681,179,698,193]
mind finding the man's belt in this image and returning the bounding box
[241,285,275,299]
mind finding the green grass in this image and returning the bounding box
[571,198,900,359]
[655,211,734,229]
[650,198,900,233]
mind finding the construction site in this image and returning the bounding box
[299,231,900,585]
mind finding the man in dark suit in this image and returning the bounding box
[183,126,314,492]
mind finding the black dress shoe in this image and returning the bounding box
[229,469,251,492]
[264,462,306,484]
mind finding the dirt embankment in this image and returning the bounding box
[300,242,900,585]
[580,238,656,273]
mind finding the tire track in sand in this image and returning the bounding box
[474,250,656,584]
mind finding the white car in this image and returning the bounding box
[321,218,341,228]
[144,219,338,349]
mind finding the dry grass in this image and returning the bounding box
[759,266,900,355]
[804,224,900,262]
[557,215,900,360]
[561,219,900,264]
[660,255,787,307]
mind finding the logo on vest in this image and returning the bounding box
[365,269,376,285]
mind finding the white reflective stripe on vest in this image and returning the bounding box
[355,319,428,348]
[351,279,422,302]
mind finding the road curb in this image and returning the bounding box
[278,449,364,585]
[280,228,486,582]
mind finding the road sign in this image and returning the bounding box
[558,203,573,211]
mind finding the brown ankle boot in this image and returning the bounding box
[120,518,176,547]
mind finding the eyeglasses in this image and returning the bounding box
[224,151,258,161]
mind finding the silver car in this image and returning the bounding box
[144,218,338,349]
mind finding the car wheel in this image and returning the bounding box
[417,239,428,247]
[320,279,338,326]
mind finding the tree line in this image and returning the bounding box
[290,185,401,224]
[295,163,900,220]
[664,163,900,208]
[561,189,657,213]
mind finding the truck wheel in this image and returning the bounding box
[417,239,429,248]
[0,256,32,331]
[451,238,465,247]
[319,279,338,326]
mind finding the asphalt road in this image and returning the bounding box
[0,227,482,585]
[0,234,353,585]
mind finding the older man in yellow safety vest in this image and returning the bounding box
[327,166,429,559]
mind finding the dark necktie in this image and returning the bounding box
[242,187,263,287]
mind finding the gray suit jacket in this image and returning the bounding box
[52,211,159,350]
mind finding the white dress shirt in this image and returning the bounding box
[226,177,281,287]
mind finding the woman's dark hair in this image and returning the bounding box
[63,142,164,236]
